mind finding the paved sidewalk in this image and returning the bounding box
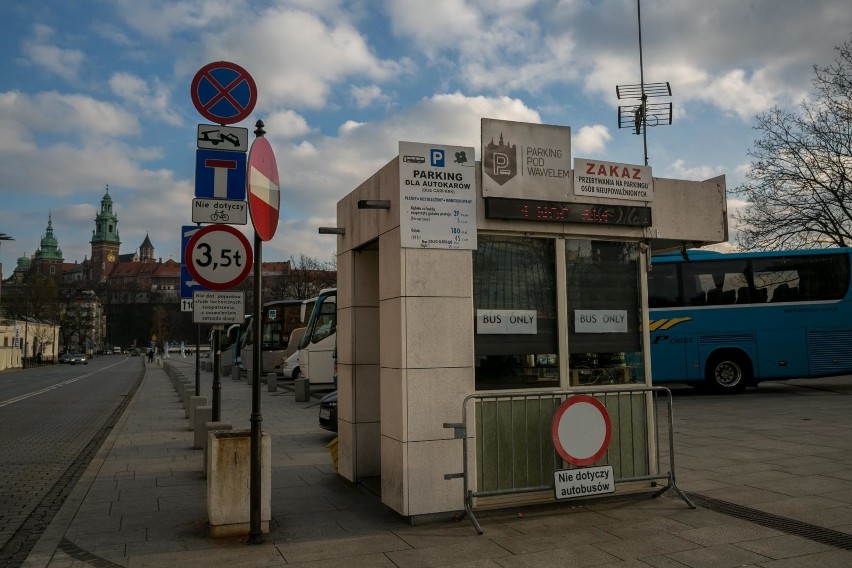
[22,360,852,567]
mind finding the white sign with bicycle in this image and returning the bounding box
[192,198,248,225]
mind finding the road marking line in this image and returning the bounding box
[0,360,128,408]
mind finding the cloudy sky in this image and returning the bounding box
[1,0,850,273]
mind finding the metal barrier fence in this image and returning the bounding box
[444,386,693,534]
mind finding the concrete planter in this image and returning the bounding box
[206,430,271,537]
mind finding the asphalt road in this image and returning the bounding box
[0,355,143,567]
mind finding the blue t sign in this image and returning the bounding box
[195,149,247,200]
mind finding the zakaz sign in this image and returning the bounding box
[573,158,653,202]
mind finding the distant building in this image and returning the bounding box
[2,185,333,357]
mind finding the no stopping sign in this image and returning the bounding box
[551,395,612,466]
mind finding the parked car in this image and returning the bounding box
[318,391,337,432]
[59,352,88,365]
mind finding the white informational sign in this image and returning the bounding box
[399,141,477,250]
[181,299,193,312]
[481,119,571,201]
[192,291,245,324]
[573,158,653,202]
[553,466,615,500]
[574,310,628,333]
[476,310,537,334]
[192,198,248,225]
[196,124,249,152]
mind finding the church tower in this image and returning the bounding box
[139,233,155,262]
[32,213,64,284]
[90,185,121,282]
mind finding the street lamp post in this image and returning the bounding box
[0,233,14,316]
[23,278,29,368]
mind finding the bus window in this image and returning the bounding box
[680,260,748,306]
[648,264,680,308]
[310,301,336,343]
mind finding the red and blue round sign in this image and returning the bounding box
[191,61,257,125]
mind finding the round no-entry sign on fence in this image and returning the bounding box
[551,395,612,466]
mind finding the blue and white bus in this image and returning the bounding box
[648,247,852,393]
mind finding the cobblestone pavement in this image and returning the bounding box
[20,361,852,567]
[0,358,142,567]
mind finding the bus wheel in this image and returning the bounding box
[295,370,305,381]
[706,353,748,394]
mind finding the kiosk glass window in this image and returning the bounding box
[566,240,644,386]
[473,236,558,390]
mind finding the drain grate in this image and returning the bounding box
[686,492,852,551]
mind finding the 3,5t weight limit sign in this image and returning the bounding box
[185,225,253,290]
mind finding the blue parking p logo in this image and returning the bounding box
[430,149,445,167]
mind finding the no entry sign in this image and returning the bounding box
[247,136,280,241]
[551,395,612,466]
[191,61,257,125]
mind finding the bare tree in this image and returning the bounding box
[281,254,336,301]
[733,39,852,250]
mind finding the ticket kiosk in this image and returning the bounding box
[332,119,727,520]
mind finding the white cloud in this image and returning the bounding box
[111,0,250,40]
[663,159,725,182]
[21,24,85,82]
[265,110,312,140]
[109,72,182,126]
[0,91,140,141]
[573,125,611,155]
[209,8,400,110]
[385,0,481,55]
[351,85,388,109]
[92,21,136,46]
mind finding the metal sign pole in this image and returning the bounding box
[212,327,221,421]
[249,229,263,544]
[195,324,201,396]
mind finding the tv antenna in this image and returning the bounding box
[616,0,672,166]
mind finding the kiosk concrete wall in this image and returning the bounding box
[336,153,728,519]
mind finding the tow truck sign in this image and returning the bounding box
[197,124,249,152]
